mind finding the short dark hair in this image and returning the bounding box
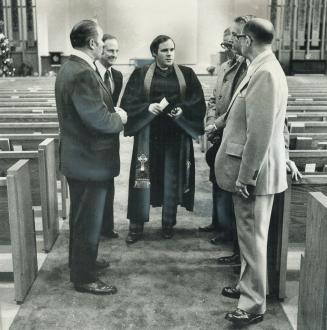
[150,35,175,55]
[103,34,117,43]
[234,15,255,25]
[70,19,99,48]
[243,18,274,45]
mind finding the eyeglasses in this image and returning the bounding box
[220,42,232,50]
[231,32,247,40]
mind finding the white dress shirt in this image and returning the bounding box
[71,49,96,70]
[95,60,115,92]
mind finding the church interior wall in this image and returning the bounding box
[36,0,269,73]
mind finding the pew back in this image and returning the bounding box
[1,159,38,303]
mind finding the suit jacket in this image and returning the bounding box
[215,51,288,195]
[55,55,124,181]
[206,56,246,126]
[111,67,123,106]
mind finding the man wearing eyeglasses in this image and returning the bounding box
[202,16,253,264]
[215,18,289,325]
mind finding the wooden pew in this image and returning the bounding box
[290,121,327,134]
[290,132,327,150]
[0,108,56,113]
[0,101,55,108]
[287,113,327,122]
[0,113,58,122]
[0,138,59,252]
[0,159,38,303]
[274,174,327,301]
[0,122,59,134]
[290,150,327,172]
[297,192,327,330]
[0,133,68,219]
[287,105,327,112]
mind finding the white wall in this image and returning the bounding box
[37,0,197,64]
[36,0,269,67]
[197,0,269,68]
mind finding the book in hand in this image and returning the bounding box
[159,97,176,115]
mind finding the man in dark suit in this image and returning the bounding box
[55,19,127,294]
[95,34,123,239]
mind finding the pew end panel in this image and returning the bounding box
[297,192,327,330]
[38,138,59,252]
[6,159,38,304]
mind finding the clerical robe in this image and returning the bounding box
[121,63,205,223]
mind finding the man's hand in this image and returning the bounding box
[205,124,217,134]
[235,179,250,199]
[115,107,127,124]
[286,159,302,181]
[168,107,183,119]
[148,103,162,116]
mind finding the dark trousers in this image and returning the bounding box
[129,136,178,230]
[214,183,239,253]
[67,177,113,284]
[161,138,178,227]
[101,179,115,235]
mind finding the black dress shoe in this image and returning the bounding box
[217,253,240,265]
[221,286,240,299]
[225,308,264,325]
[198,224,217,232]
[107,230,119,238]
[162,227,174,239]
[126,231,141,245]
[210,233,232,245]
[95,258,110,270]
[74,280,117,295]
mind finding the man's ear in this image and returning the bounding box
[89,38,95,50]
[246,35,252,47]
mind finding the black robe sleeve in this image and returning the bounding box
[174,67,206,139]
[121,67,156,136]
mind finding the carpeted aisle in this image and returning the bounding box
[10,137,292,330]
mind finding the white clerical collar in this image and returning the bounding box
[72,49,96,70]
[95,60,113,80]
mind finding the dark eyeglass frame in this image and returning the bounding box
[220,42,233,50]
[231,32,249,40]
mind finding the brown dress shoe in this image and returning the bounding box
[74,280,117,295]
[225,308,264,325]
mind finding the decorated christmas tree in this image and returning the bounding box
[0,21,15,77]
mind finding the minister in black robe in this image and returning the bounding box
[121,35,206,244]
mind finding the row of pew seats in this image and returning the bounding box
[0,75,327,306]
[0,78,65,303]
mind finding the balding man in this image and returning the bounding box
[55,20,126,295]
[214,18,288,325]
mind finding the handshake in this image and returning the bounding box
[115,107,127,124]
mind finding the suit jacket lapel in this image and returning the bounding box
[225,72,251,114]
[225,53,276,114]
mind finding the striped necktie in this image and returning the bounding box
[104,70,112,94]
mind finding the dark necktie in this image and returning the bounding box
[104,70,112,94]
[232,60,248,95]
